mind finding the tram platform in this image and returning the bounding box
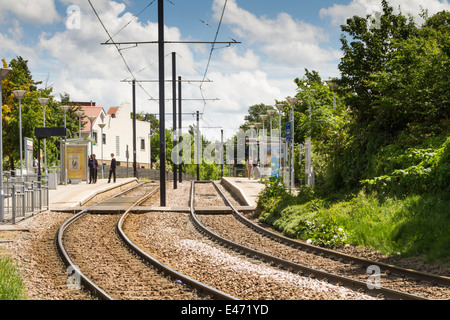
[220,177,266,208]
[0,178,138,231]
[0,177,265,231]
[48,178,138,210]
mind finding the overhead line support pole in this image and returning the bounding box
[178,76,182,183]
[132,80,137,178]
[172,52,177,189]
[158,0,166,206]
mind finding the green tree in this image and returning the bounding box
[369,11,450,138]
[1,56,81,171]
[338,0,417,127]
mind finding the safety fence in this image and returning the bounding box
[0,173,49,225]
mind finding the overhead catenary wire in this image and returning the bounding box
[90,0,234,134]
[107,0,157,42]
[88,0,156,102]
[200,0,228,116]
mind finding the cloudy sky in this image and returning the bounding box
[1,0,449,141]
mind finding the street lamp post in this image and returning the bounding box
[267,110,276,137]
[276,104,284,179]
[148,122,153,170]
[254,122,261,179]
[37,98,50,177]
[87,116,96,156]
[286,97,298,192]
[259,114,267,137]
[98,123,106,179]
[75,110,84,138]
[248,124,255,179]
[0,67,12,222]
[12,90,27,180]
[59,105,71,185]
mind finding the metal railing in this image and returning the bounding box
[0,172,49,225]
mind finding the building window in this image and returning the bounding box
[116,136,120,156]
[102,133,106,145]
[93,132,98,144]
[140,139,145,150]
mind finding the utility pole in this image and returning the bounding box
[221,129,224,178]
[99,0,240,206]
[172,52,177,189]
[158,0,166,206]
[196,110,200,181]
[178,76,182,183]
[132,79,137,178]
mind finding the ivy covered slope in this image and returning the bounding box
[256,2,450,263]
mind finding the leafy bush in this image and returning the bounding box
[296,221,349,249]
[362,136,450,194]
[256,177,297,218]
[257,182,350,249]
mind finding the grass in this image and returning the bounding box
[0,255,27,300]
[258,187,450,263]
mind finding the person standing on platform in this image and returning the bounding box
[108,153,117,183]
[92,154,99,183]
[88,155,94,184]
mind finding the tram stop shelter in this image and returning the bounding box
[60,138,90,184]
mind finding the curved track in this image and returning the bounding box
[121,182,373,300]
[57,182,235,300]
[191,181,449,300]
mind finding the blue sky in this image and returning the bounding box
[1,0,449,140]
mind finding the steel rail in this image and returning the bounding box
[117,188,238,301]
[56,182,151,300]
[189,181,427,300]
[57,181,237,300]
[220,181,450,288]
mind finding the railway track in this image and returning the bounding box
[56,181,235,300]
[191,180,450,300]
[121,182,373,300]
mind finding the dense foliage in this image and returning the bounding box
[254,2,450,260]
[1,57,81,171]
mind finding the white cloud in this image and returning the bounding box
[36,1,196,109]
[219,47,260,71]
[212,0,338,67]
[0,0,59,25]
[320,0,450,26]
[0,33,39,66]
[1,0,337,140]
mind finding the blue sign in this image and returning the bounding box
[285,122,291,142]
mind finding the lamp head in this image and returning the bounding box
[275,104,284,111]
[286,97,298,105]
[59,105,71,113]
[37,98,50,107]
[0,68,12,81]
[12,90,27,100]
[75,110,84,117]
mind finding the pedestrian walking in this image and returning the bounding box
[92,154,98,183]
[108,153,116,183]
[247,156,252,179]
[88,155,95,184]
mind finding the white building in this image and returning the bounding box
[76,102,152,169]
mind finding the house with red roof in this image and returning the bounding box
[73,102,151,173]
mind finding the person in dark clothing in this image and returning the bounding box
[92,154,98,183]
[108,153,116,183]
[88,155,95,184]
